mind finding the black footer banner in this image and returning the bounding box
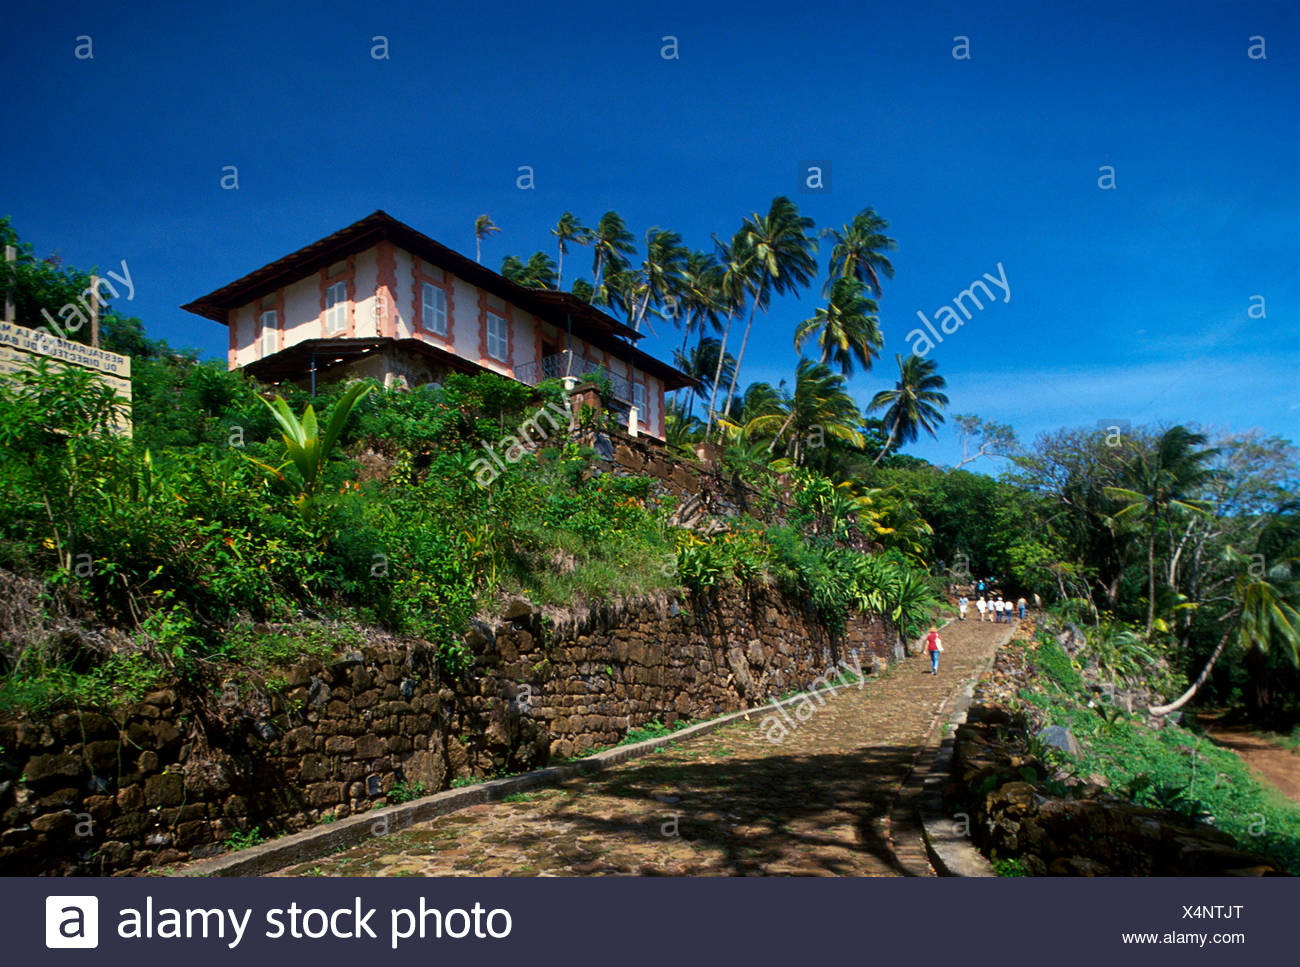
[10,877,1293,965]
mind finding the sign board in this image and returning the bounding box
[0,320,133,427]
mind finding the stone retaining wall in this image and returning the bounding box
[0,583,895,875]
[581,425,786,523]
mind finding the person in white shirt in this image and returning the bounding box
[994,598,1005,622]
[976,596,988,622]
[958,596,969,620]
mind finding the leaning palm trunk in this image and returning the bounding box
[704,310,735,440]
[1145,525,1157,637]
[872,421,898,466]
[767,411,798,458]
[673,314,696,412]
[1148,618,1237,716]
[721,300,760,418]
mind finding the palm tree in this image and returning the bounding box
[704,231,755,440]
[720,196,818,418]
[1105,426,1218,636]
[730,359,864,466]
[868,354,949,465]
[500,255,526,285]
[1150,507,1300,715]
[551,212,590,289]
[474,215,500,264]
[589,212,636,301]
[598,265,642,323]
[672,251,725,405]
[673,337,733,421]
[630,228,689,334]
[501,252,557,290]
[823,207,896,297]
[665,397,706,451]
[794,277,883,377]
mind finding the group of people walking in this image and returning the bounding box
[956,587,1027,623]
[926,576,1032,676]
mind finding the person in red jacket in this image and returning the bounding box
[925,626,943,674]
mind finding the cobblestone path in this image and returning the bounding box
[278,616,1016,877]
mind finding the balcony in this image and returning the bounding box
[513,350,635,404]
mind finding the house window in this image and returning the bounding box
[325,281,347,333]
[259,310,278,354]
[485,311,508,361]
[422,282,447,336]
[632,381,647,418]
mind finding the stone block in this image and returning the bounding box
[298,754,331,781]
[144,772,185,807]
[21,752,81,786]
[283,726,316,754]
[305,782,344,808]
[353,689,380,710]
[324,736,355,755]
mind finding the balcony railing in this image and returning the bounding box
[513,350,635,404]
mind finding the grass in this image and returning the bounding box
[992,856,1027,877]
[0,620,364,713]
[620,718,691,746]
[1024,637,1300,874]
[224,827,265,851]
[387,780,427,804]
[502,791,544,803]
[1259,726,1300,753]
[0,652,166,712]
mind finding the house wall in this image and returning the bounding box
[225,242,669,438]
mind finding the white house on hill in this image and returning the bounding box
[182,211,692,440]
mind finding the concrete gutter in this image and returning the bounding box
[176,673,872,877]
[917,637,999,877]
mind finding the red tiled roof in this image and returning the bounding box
[180,210,641,342]
[181,210,693,389]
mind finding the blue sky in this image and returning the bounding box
[2,0,1296,468]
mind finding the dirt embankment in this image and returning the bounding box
[1202,724,1300,805]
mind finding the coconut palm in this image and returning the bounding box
[673,337,734,421]
[794,277,883,377]
[671,251,726,406]
[630,228,689,334]
[869,354,949,465]
[665,397,706,450]
[500,255,526,285]
[731,359,865,467]
[823,207,896,297]
[501,252,557,290]
[1105,426,1218,636]
[551,212,590,289]
[589,211,636,301]
[598,265,642,323]
[704,231,756,440]
[474,215,500,264]
[720,196,819,417]
[1150,507,1300,715]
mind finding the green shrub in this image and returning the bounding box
[388,780,428,803]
